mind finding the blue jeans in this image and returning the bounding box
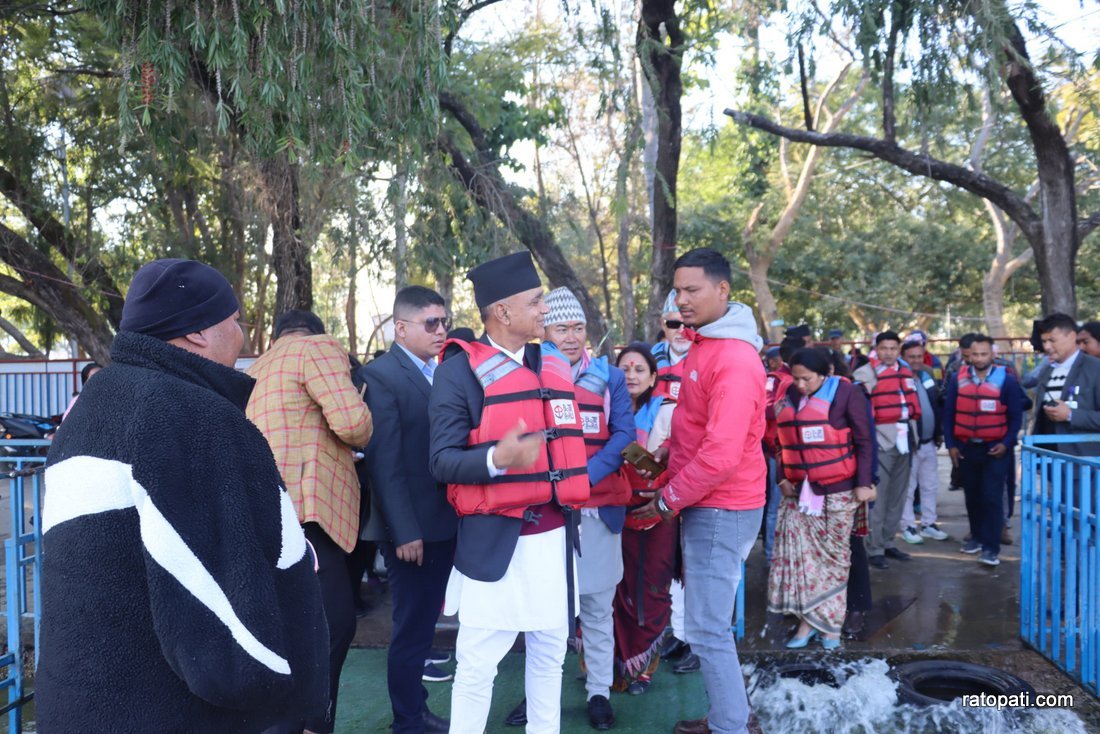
[682,507,763,734]
[763,456,781,561]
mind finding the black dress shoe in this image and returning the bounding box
[884,547,912,561]
[868,555,889,569]
[673,651,700,673]
[423,709,450,733]
[504,698,527,726]
[390,710,450,733]
[627,679,650,695]
[841,610,866,639]
[587,694,615,730]
[659,635,689,661]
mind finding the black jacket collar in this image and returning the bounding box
[111,331,255,411]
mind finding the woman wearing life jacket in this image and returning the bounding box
[611,344,677,695]
[767,348,876,650]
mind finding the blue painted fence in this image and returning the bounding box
[0,371,76,418]
[1020,434,1100,697]
[0,441,47,734]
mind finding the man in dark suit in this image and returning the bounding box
[1030,312,1100,458]
[361,286,458,734]
[430,251,586,734]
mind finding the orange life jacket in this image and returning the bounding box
[622,396,667,531]
[652,342,685,401]
[869,360,918,425]
[444,339,590,518]
[764,369,794,455]
[953,364,1009,443]
[776,376,858,487]
[574,357,632,507]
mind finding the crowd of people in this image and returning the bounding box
[32,250,1100,734]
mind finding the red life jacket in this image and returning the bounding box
[954,364,1009,442]
[622,396,666,531]
[574,356,632,507]
[764,369,794,455]
[652,342,686,401]
[776,376,857,486]
[444,339,591,518]
[869,360,918,425]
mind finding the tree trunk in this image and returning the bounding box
[1001,17,1077,317]
[638,0,684,343]
[0,314,43,357]
[747,254,781,343]
[0,224,113,363]
[438,92,609,350]
[346,229,359,357]
[259,154,312,314]
[393,165,409,291]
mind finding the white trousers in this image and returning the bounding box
[901,441,940,529]
[449,623,568,734]
[670,578,686,640]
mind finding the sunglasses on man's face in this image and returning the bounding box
[664,319,685,330]
[401,317,452,333]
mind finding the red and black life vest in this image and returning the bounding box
[622,396,667,531]
[953,364,1009,443]
[574,356,632,507]
[776,376,857,487]
[652,341,686,401]
[869,360,918,425]
[764,369,794,455]
[445,339,591,518]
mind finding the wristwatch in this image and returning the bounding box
[657,495,672,517]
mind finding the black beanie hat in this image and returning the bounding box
[466,251,542,310]
[119,259,240,340]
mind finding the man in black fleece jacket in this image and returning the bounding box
[38,259,329,732]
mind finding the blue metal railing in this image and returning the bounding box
[1020,434,1100,696]
[0,441,48,734]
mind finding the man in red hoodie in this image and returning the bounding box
[634,248,766,734]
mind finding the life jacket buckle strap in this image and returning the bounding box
[547,469,564,483]
[538,387,552,400]
[522,509,542,525]
[544,428,560,441]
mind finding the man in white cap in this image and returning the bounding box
[429,252,591,734]
[503,287,635,730]
[652,291,692,401]
[652,291,696,672]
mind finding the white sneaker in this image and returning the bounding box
[900,526,925,544]
[920,524,948,541]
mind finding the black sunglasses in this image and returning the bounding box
[664,319,685,330]
[400,317,452,333]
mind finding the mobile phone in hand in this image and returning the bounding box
[621,441,667,476]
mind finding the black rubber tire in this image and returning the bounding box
[890,660,1035,706]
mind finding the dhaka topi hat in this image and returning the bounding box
[828,328,844,339]
[119,259,239,341]
[467,251,542,310]
[447,327,476,342]
[785,324,811,339]
[544,287,586,327]
[662,291,679,315]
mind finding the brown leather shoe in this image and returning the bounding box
[672,717,711,734]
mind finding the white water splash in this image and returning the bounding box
[747,658,1087,734]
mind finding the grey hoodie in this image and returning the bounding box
[696,302,765,352]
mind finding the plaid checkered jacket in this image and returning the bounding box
[247,333,373,552]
